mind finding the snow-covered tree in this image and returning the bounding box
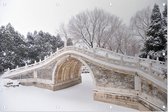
[161,4,167,60]
[0,24,64,73]
[0,23,27,72]
[140,4,167,61]
[26,31,64,64]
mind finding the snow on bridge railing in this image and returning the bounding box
[67,46,167,81]
[4,46,167,81]
[65,46,166,71]
[95,47,166,67]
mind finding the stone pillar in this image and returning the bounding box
[34,70,37,79]
[147,55,150,59]
[156,57,160,66]
[148,62,152,75]
[134,73,141,92]
[120,56,124,65]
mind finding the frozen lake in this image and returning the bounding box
[0,73,138,112]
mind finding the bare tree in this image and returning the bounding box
[107,25,129,54]
[67,8,140,56]
[59,23,68,40]
[68,8,122,48]
[107,25,140,55]
[130,7,151,42]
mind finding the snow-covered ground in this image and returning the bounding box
[0,73,138,112]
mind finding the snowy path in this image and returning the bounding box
[0,74,138,112]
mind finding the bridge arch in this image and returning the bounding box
[52,54,96,90]
[2,46,167,111]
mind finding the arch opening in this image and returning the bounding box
[52,55,96,91]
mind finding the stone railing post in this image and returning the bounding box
[7,68,10,72]
[134,73,141,92]
[147,55,150,60]
[156,57,160,66]
[120,56,124,65]
[56,47,59,51]
[148,61,152,75]
[25,63,27,67]
[33,70,37,79]
[39,59,41,62]
[136,57,140,69]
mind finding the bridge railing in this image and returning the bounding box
[4,46,167,82]
[94,86,165,110]
[95,47,166,67]
[64,46,166,82]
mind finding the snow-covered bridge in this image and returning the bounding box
[2,45,167,111]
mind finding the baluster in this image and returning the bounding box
[147,55,150,60]
[156,57,160,66]
[25,63,27,67]
[148,61,152,75]
[134,73,141,92]
[136,55,140,69]
[7,68,10,71]
[120,56,124,65]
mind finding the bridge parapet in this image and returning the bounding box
[3,46,167,83]
[94,86,166,111]
[1,46,167,111]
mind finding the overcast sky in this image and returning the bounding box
[0,0,167,36]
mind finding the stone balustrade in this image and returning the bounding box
[4,46,167,83]
[2,45,167,111]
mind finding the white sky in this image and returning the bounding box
[0,0,167,36]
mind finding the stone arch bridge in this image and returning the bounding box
[2,46,167,111]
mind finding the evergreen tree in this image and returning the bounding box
[140,4,167,61]
[0,23,64,73]
[26,31,64,64]
[0,23,27,72]
[162,4,167,60]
